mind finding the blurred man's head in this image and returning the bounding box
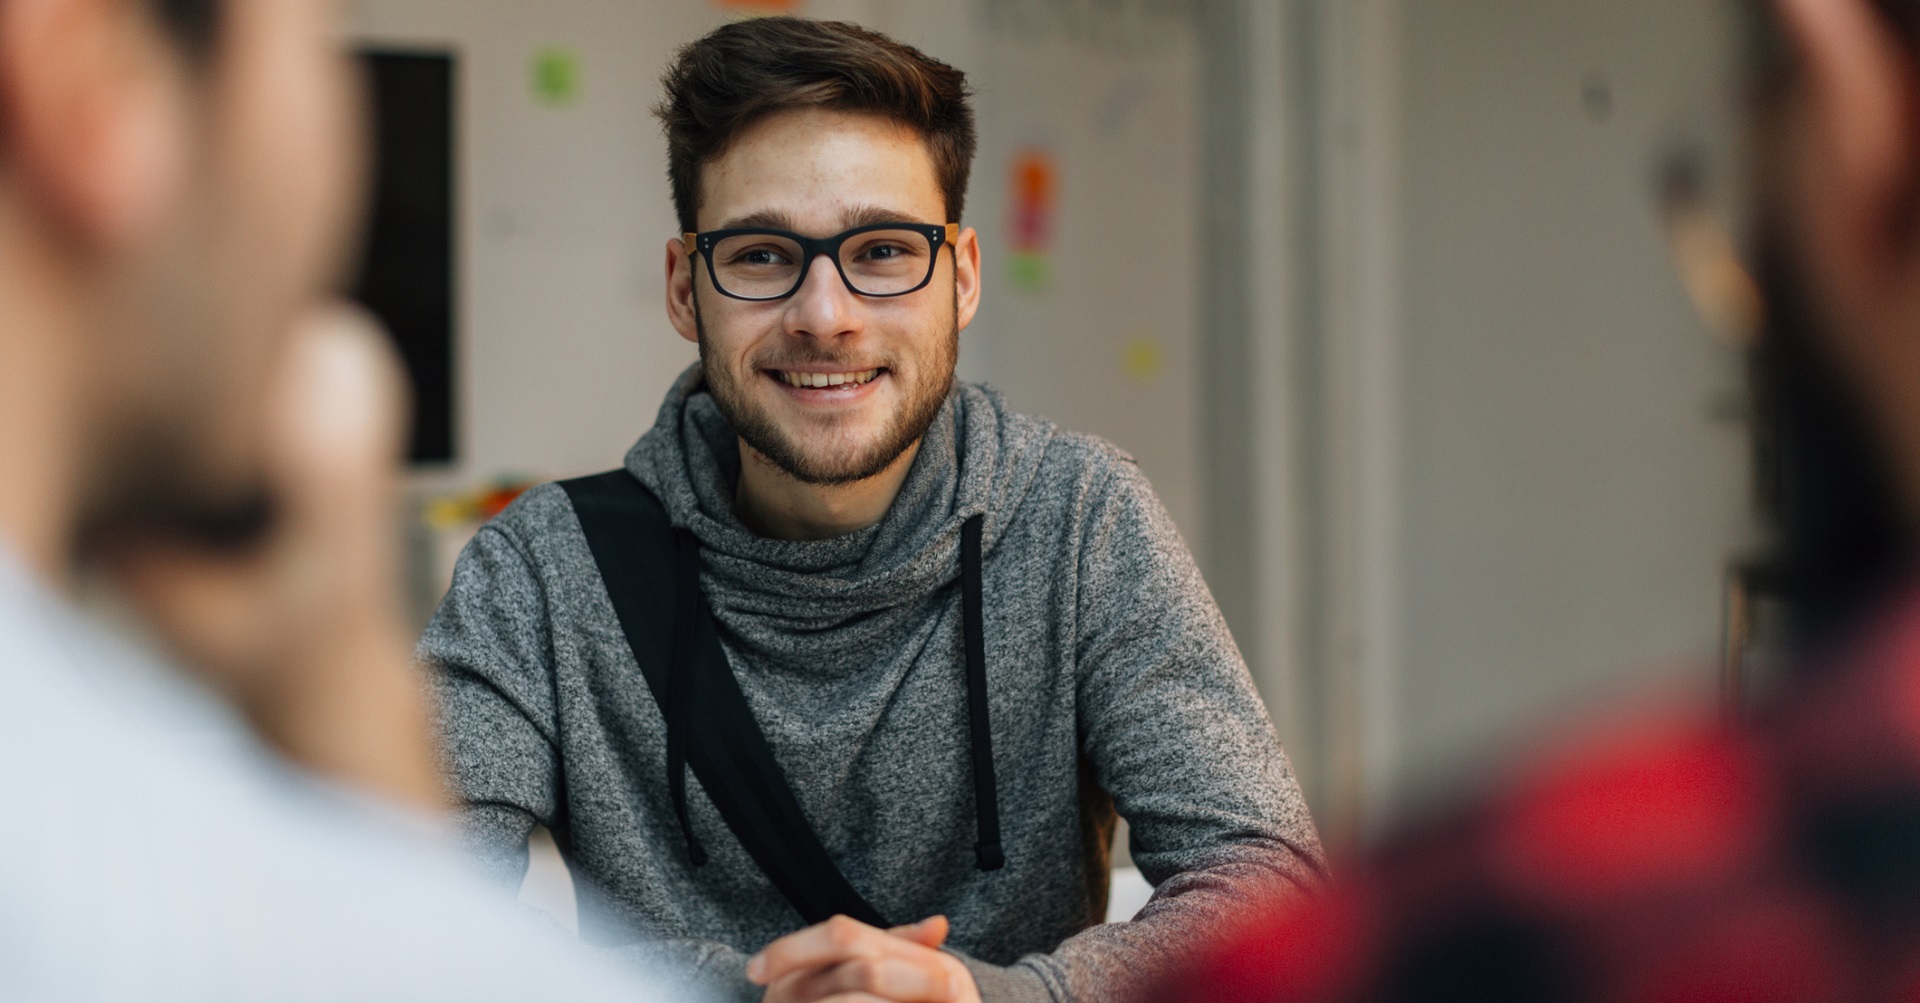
[657,17,981,486]
[1751,0,1920,647]
[0,0,361,556]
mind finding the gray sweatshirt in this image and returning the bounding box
[421,367,1324,1002]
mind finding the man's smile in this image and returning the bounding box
[765,367,890,403]
[773,368,882,389]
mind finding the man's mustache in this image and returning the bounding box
[752,352,895,372]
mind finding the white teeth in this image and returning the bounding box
[780,369,881,388]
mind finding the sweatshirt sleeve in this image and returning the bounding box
[420,519,760,1003]
[418,522,564,892]
[606,940,758,1003]
[970,453,1328,1003]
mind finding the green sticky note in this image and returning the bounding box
[1009,251,1052,294]
[531,48,582,106]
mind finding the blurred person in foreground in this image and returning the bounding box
[0,0,666,998]
[420,15,1323,1003]
[1160,0,1920,999]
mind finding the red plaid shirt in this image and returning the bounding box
[1163,594,1920,1002]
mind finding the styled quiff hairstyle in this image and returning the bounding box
[655,17,977,233]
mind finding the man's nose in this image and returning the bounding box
[783,253,860,340]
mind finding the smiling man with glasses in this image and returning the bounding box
[420,16,1324,1003]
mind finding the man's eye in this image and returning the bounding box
[735,247,791,266]
[859,244,913,261]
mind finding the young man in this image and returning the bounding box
[423,16,1324,1003]
[0,0,659,997]
[1165,0,1920,999]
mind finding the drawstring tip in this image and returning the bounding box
[975,841,1005,872]
[687,838,709,868]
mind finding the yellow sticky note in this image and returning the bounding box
[1123,337,1163,382]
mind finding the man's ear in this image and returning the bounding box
[1773,0,1917,283]
[666,237,700,344]
[0,0,191,253]
[953,225,982,333]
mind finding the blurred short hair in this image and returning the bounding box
[153,0,220,57]
[655,16,977,233]
[1879,0,1920,41]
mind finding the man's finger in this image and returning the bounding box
[269,302,409,496]
[751,915,948,986]
[750,916,884,985]
[773,955,960,1003]
[887,915,950,949]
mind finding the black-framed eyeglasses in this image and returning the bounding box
[682,222,960,302]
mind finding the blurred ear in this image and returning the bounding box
[0,0,191,253]
[1773,0,1917,284]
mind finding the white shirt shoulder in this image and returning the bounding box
[0,555,674,1003]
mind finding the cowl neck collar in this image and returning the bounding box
[624,365,1052,623]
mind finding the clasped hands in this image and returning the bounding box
[747,915,983,1003]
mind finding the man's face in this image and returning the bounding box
[669,108,981,486]
[88,0,363,538]
[1760,0,1920,519]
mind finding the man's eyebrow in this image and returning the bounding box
[842,204,938,229]
[711,205,939,233]
[717,209,797,231]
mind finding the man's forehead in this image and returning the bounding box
[697,108,946,230]
[715,204,940,233]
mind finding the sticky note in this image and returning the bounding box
[531,48,582,107]
[1123,338,1163,382]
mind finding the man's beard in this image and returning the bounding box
[697,312,958,487]
[77,422,278,557]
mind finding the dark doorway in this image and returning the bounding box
[352,50,456,464]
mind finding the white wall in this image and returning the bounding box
[1303,0,1758,831]
[962,4,1205,546]
[352,0,701,487]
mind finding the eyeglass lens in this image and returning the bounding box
[710,229,936,299]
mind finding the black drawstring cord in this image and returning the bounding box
[961,515,1005,871]
[665,517,1002,874]
[669,529,708,867]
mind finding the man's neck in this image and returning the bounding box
[733,438,922,542]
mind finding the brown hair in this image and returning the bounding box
[655,17,977,233]
[152,0,220,59]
